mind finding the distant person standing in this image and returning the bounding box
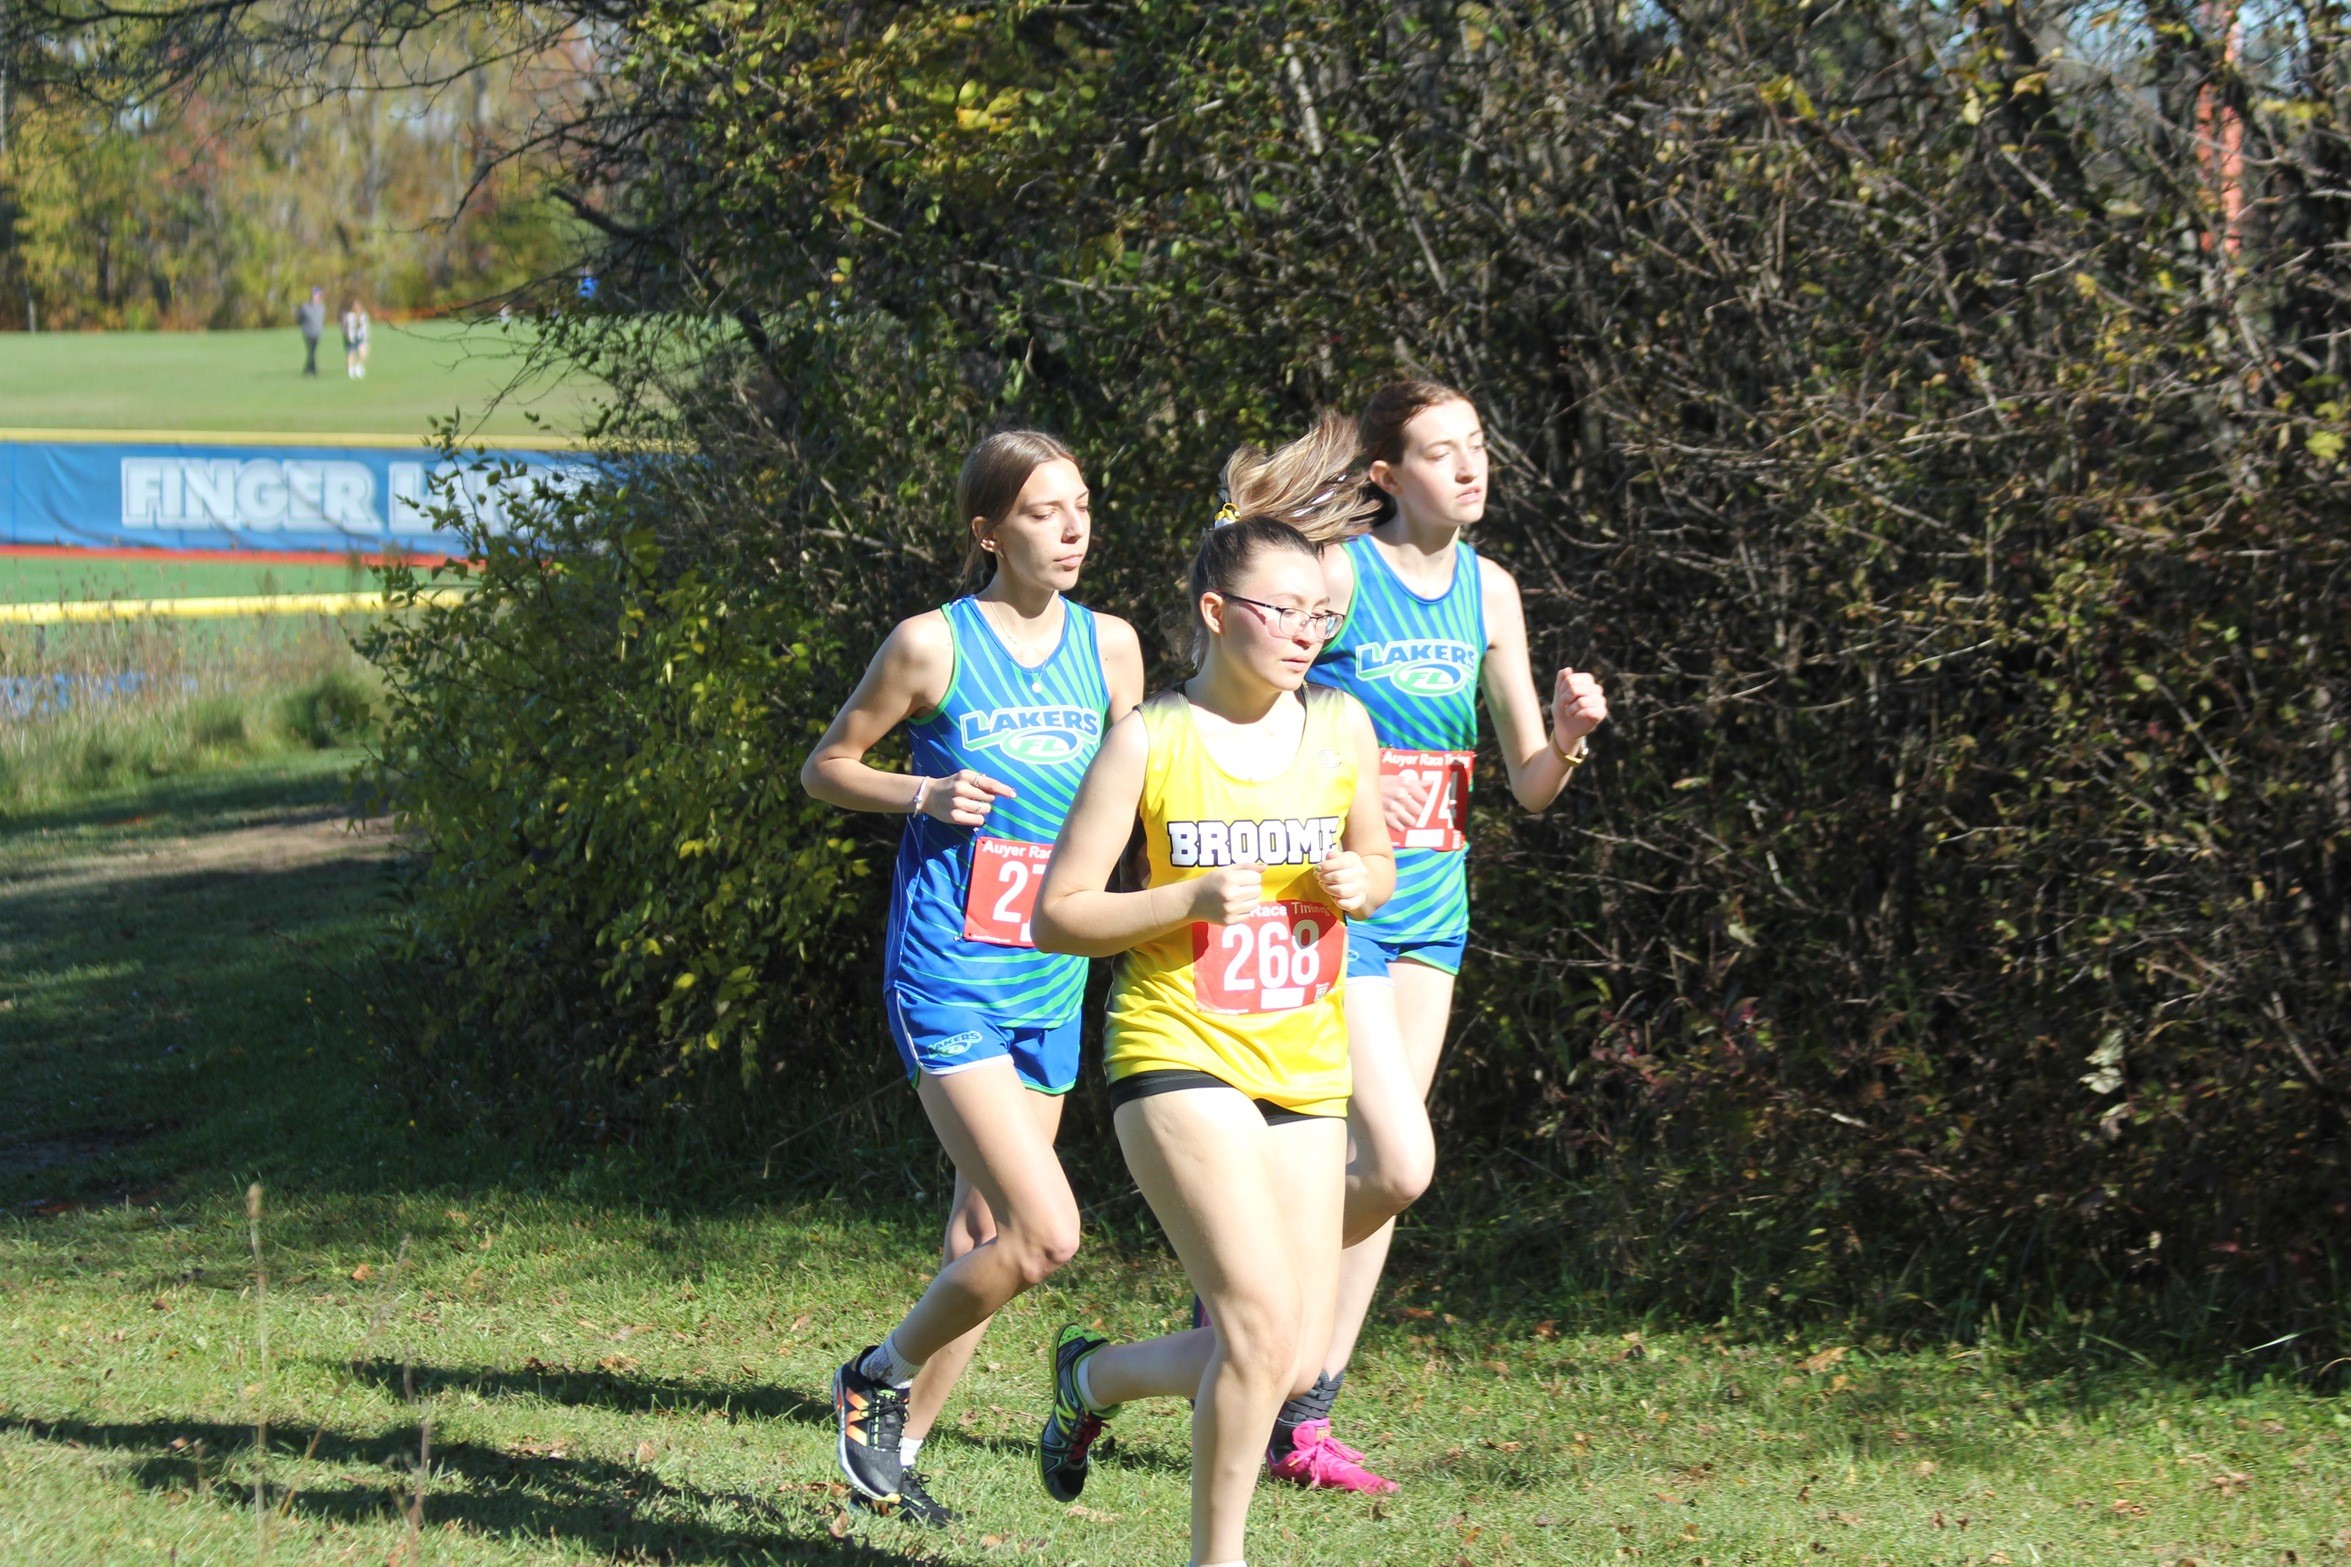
[342,301,371,380]
[297,287,326,377]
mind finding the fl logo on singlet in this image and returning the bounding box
[959,706,1102,767]
[1357,640,1477,698]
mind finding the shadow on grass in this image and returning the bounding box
[1,1412,926,1564]
[0,750,363,839]
[342,1359,834,1428]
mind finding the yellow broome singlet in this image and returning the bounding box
[1105,684,1365,1118]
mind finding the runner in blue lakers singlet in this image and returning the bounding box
[1308,527,1487,978]
[802,432,1144,1525]
[885,594,1112,1065]
[1264,387,1612,1489]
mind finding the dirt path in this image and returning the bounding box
[0,802,394,899]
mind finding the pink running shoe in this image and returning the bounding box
[1267,1419,1397,1493]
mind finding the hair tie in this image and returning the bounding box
[1213,501,1239,527]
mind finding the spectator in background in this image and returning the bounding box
[342,300,371,380]
[297,287,326,377]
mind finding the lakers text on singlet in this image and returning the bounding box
[886,597,1111,1024]
[1307,533,1486,946]
[1105,685,1364,1118]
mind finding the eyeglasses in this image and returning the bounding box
[1221,593,1345,642]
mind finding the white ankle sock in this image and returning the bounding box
[899,1433,924,1469]
[861,1330,922,1388]
[1075,1352,1109,1414]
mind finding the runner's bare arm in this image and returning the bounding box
[1094,612,1148,722]
[1315,698,1398,917]
[799,610,1015,825]
[1480,555,1608,812]
[1033,709,1260,956]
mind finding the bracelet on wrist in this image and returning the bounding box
[1553,731,1590,766]
[910,775,931,814]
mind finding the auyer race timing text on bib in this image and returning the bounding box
[1380,748,1474,852]
[963,836,1053,947]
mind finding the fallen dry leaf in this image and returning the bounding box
[597,1354,638,1373]
[1915,1459,1938,1476]
[2209,1470,2252,1496]
[1798,1346,1849,1374]
[635,1440,658,1465]
[349,1263,375,1282]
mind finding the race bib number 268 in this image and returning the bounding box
[1191,900,1345,1015]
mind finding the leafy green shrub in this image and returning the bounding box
[365,1,2347,1358]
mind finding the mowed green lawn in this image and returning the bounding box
[0,554,374,604]
[0,323,595,439]
[1,757,2345,1566]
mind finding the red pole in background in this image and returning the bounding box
[2197,2,2246,257]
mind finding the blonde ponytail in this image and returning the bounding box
[1217,410,1377,545]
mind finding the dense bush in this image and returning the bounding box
[357,2,2347,1359]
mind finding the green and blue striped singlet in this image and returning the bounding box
[1307,533,1487,946]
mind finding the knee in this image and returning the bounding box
[1002,1209,1082,1287]
[1212,1293,1303,1391]
[941,1213,991,1265]
[1360,1131,1437,1220]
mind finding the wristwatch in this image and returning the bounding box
[1552,730,1590,766]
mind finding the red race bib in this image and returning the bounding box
[963,836,1054,948]
[1191,900,1346,1015]
[1380,747,1474,852]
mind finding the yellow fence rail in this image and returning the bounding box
[0,588,472,627]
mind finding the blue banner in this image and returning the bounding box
[0,436,589,555]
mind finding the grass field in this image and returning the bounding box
[1,756,2345,1566]
[0,323,595,439]
[0,554,375,605]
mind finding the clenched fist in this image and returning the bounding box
[1187,863,1265,925]
[1378,769,1432,839]
[1552,667,1608,750]
[1315,850,1372,916]
[920,769,1016,827]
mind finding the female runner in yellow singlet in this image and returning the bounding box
[1029,482,1393,1565]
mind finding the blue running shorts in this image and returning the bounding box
[1344,928,1468,980]
[885,988,1081,1094]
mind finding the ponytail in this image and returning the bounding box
[1217,411,1377,545]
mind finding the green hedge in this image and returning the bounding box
[369,2,2348,1360]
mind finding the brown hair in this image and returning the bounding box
[1219,410,1379,546]
[1357,378,1474,525]
[1182,517,1321,666]
[955,429,1079,582]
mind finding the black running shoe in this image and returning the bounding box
[832,1348,907,1506]
[896,1468,958,1528]
[1038,1323,1114,1503]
